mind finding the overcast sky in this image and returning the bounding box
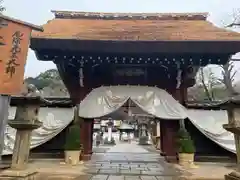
[3,0,240,78]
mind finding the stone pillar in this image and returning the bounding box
[139,123,148,145]
[223,102,240,180]
[108,126,112,142]
[156,122,160,137]
[81,119,94,161]
[0,95,10,163]
[1,97,42,179]
[156,121,161,150]
[9,97,42,170]
[106,119,113,143]
[119,132,122,141]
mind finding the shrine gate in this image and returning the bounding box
[30,11,240,161]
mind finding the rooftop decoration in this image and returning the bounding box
[52,11,208,20]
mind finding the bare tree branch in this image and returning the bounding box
[225,9,240,27]
[0,0,4,13]
[219,60,238,97]
[231,71,237,81]
[198,67,217,101]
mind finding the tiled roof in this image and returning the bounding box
[0,14,43,31]
[31,11,240,41]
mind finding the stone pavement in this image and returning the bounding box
[0,141,181,179]
[83,141,181,180]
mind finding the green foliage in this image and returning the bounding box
[24,69,62,90]
[64,125,81,151]
[176,128,195,154]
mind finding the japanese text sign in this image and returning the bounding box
[0,21,32,95]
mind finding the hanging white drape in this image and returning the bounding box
[78,86,237,153]
[187,109,235,153]
[78,86,188,119]
[2,86,237,155]
[3,107,73,155]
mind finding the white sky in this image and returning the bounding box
[2,0,240,78]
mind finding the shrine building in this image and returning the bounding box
[30,11,240,161]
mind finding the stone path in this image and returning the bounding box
[2,141,180,179]
[82,142,181,180]
[107,143,149,153]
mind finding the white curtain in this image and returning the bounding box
[79,86,188,119]
[3,107,73,155]
[187,109,235,153]
[78,86,236,153]
[2,86,237,155]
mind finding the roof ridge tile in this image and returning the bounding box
[51,10,208,21]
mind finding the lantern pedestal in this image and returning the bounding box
[0,169,38,180]
[225,171,240,180]
[222,98,240,180]
[9,120,42,170]
[0,97,42,179]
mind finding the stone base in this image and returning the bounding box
[165,156,177,163]
[0,169,38,180]
[0,163,10,170]
[81,154,92,161]
[225,171,240,180]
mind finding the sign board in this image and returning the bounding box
[115,67,146,77]
[0,20,32,95]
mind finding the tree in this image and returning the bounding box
[24,69,69,97]
[220,10,240,97]
[218,59,239,97]
[25,69,62,90]
[195,66,221,101]
[226,9,240,27]
[0,0,4,13]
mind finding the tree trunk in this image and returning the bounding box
[221,62,238,97]
[200,68,212,101]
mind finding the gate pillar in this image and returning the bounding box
[81,118,94,161]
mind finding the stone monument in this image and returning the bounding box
[136,114,153,145]
[0,85,43,179]
[223,96,240,180]
[107,118,113,142]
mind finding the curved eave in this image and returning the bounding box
[30,37,240,54]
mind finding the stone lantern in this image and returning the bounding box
[107,118,114,142]
[135,114,153,145]
[2,96,43,179]
[222,96,240,180]
[118,122,134,141]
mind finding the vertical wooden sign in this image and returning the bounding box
[0,20,35,95]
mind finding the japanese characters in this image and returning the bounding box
[5,31,23,77]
